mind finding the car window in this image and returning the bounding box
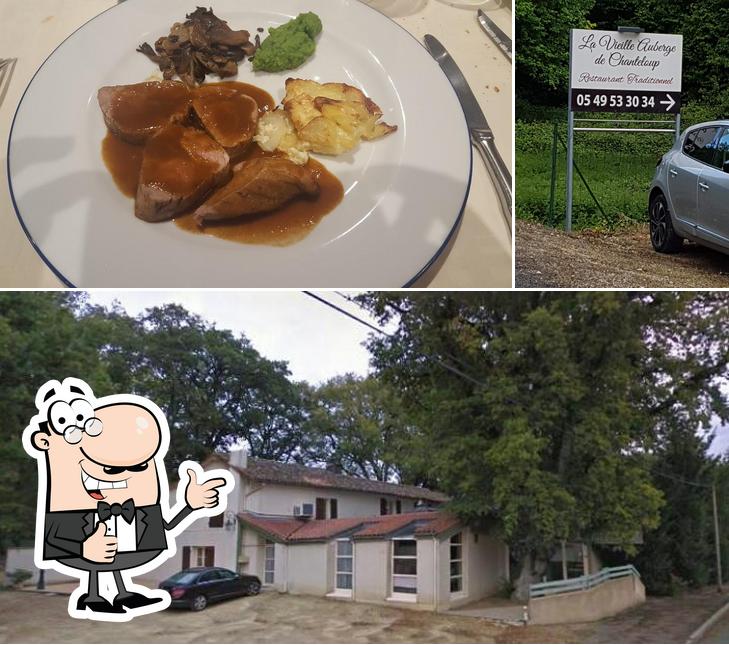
[716,129,729,172]
[166,571,199,584]
[216,569,236,580]
[683,130,697,155]
[200,570,221,582]
[683,127,720,165]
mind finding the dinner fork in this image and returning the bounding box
[0,58,18,110]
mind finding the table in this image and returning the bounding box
[0,0,512,287]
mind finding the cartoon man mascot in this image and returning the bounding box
[22,377,233,621]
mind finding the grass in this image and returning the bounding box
[516,143,659,230]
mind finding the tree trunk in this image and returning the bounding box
[512,552,533,601]
[512,551,550,601]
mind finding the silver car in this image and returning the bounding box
[649,120,729,254]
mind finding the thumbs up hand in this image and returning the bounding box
[184,468,227,511]
[82,522,118,563]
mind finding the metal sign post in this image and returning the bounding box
[565,27,684,231]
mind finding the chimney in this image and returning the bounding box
[229,448,248,470]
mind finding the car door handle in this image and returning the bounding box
[699,182,710,191]
[669,169,678,177]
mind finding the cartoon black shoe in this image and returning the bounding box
[77,593,126,613]
[113,592,163,610]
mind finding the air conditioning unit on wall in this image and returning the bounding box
[294,503,314,518]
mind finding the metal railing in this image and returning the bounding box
[529,565,641,599]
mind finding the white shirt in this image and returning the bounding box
[95,513,137,552]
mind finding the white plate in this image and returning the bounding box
[7,0,471,287]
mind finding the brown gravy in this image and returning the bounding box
[101,81,343,246]
[175,150,344,246]
[102,132,143,198]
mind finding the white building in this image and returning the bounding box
[153,449,511,611]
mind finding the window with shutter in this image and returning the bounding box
[330,498,338,519]
[189,546,209,567]
[315,497,327,519]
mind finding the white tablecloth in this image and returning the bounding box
[0,0,512,287]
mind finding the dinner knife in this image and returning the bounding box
[477,10,512,62]
[423,34,512,235]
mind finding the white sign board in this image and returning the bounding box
[569,29,683,113]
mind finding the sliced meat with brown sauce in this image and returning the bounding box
[193,156,319,225]
[192,84,259,158]
[135,124,231,222]
[98,81,192,145]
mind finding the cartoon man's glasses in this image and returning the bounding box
[47,399,103,444]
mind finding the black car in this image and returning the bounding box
[159,567,261,611]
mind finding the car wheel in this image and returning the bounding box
[245,580,261,595]
[191,594,208,611]
[650,193,683,253]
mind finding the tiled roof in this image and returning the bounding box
[351,510,459,539]
[238,510,461,543]
[222,456,448,502]
[287,517,367,541]
[351,512,428,538]
[237,514,304,542]
[414,512,461,536]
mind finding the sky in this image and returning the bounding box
[87,290,375,385]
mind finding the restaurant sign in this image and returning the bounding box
[569,29,683,114]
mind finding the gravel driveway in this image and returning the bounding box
[0,590,508,643]
[3,586,723,643]
[516,220,729,288]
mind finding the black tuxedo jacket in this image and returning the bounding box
[43,504,193,561]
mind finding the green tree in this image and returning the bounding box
[636,425,715,595]
[516,0,594,100]
[357,292,729,597]
[0,295,317,548]
[0,293,113,549]
[76,303,311,468]
[306,374,417,483]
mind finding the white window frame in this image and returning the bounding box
[449,532,465,596]
[264,539,275,585]
[389,536,417,602]
[191,546,206,568]
[334,539,354,594]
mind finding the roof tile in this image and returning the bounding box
[229,457,448,503]
[237,513,303,541]
[239,510,460,543]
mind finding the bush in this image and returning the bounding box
[7,569,32,588]
[497,576,517,599]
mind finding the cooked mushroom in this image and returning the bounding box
[137,7,258,88]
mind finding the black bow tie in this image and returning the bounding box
[97,499,135,523]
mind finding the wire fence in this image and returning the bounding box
[516,115,677,230]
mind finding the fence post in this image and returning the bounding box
[566,110,575,231]
[549,122,558,221]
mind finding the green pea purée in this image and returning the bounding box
[253,12,323,73]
